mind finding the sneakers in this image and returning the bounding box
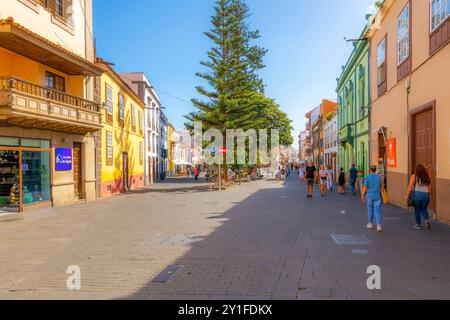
[414,224,422,230]
[367,224,383,232]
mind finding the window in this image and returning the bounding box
[377,37,387,96]
[139,110,143,133]
[430,0,450,53]
[118,94,125,126]
[139,142,144,165]
[398,3,410,65]
[39,0,71,19]
[106,131,113,166]
[106,84,113,123]
[45,71,65,92]
[131,105,136,130]
[377,38,386,67]
[358,66,365,117]
[431,0,449,31]
[56,0,63,16]
[147,130,152,152]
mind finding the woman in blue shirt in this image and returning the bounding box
[361,166,383,232]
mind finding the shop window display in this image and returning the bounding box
[22,151,51,205]
[0,150,20,212]
[0,137,51,212]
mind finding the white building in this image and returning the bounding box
[323,113,338,180]
[173,130,193,175]
[298,131,307,161]
[120,73,160,185]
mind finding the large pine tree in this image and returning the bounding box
[186,0,293,176]
[185,0,267,135]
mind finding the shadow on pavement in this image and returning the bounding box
[121,175,450,300]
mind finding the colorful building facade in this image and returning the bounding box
[0,0,102,213]
[367,0,450,223]
[309,100,337,167]
[96,60,145,197]
[324,112,338,180]
[336,27,371,177]
[120,73,160,185]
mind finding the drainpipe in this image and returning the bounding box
[406,78,411,179]
[94,141,98,200]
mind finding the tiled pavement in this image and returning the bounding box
[0,176,449,300]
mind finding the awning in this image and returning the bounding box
[175,161,193,166]
[0,17,103,76]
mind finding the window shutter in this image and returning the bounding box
[94,76,101,103]
[47,0,57,13]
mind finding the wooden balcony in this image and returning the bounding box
[0,77,102,134]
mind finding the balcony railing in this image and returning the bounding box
[0,77,100,112]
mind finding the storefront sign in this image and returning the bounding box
[55,148,72,171]
[387,139,397,168]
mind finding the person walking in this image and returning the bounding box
[361,166,384,232]
[193,166,199,181]
[299,164,305,181]
[274,167,280,183]
[318,165,328,197]
[338,168,346,195]
[305,161,317,198]
[348,164,358,195]
[406,164,433,230]
[327,165,334,192]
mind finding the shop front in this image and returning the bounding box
[0,137,51,213]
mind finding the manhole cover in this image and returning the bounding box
[152,265,183,284]
[331,234,370,245]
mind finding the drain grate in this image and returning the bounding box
[331,234,370,245]
[152,265,183,284]
[351,249,369,255]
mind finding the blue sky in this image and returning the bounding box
[93,0,375,144]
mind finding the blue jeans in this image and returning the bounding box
[366,198,382,225]
[412,192,430,225]
[350,179,356,193]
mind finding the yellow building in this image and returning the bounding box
[168,123,175,176]
[96,59,146,197]
[0,1,102,214]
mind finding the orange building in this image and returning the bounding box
[367,0,450,223]
[0,1,102,214]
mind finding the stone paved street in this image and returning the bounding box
[0,176,449,300]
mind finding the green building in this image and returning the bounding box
[336,27,370,178]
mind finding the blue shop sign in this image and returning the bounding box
[55,148,73,171]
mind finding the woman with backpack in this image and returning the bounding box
[406,164,432,230]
